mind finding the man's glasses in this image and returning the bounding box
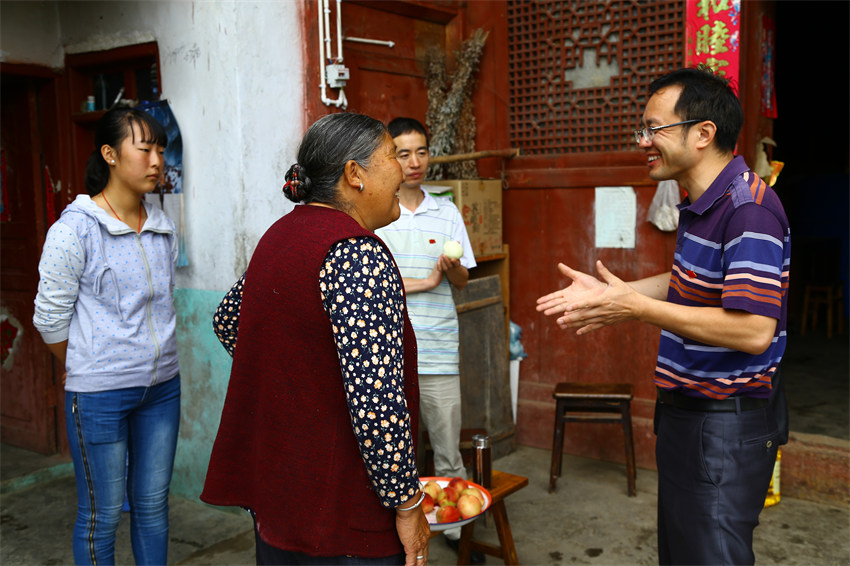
[633,120,705,144]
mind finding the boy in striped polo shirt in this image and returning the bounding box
[375,118,483,562]
[537,67,790,565]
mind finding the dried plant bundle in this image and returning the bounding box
[424,46,447,139]
[425,28,489,179]
[448,93,478,179]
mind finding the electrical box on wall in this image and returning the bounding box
[326,64,350,88]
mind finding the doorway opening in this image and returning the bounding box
[773,0,849,441]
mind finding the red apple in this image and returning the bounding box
[422,480,442,500]
[436,505,461,523]
[421,493,435,514]
[457,493,483,519]
[448,476,469,492]
[442,486,459,503]
[460,487,485,506]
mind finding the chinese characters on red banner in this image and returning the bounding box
[761,14,778,118]
[686,0,741,90]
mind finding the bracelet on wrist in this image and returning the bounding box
[397,490,426,512]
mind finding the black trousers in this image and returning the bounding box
[654,401,780,565]
[254,520,405,566]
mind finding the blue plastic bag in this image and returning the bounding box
[509,321,528,360]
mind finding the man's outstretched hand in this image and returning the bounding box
[536,260,641,334]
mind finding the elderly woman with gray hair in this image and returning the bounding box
[201,113,429,566]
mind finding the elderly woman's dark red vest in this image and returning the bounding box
[201,205,419,558]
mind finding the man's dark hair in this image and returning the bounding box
[387,117,429,146]
[649,66,743,153]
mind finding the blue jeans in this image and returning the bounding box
[66,375,181,565]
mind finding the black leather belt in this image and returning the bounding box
[657,388,769,412]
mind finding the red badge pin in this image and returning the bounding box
[686,269,697,279]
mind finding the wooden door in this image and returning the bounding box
[304,0,462,126]
[0,73,60,454]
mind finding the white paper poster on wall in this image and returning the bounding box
[595,186,636,248]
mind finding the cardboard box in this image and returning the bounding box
[425,179,503,258]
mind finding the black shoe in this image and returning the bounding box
[445,536,486,565]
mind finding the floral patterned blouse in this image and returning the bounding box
[212,236,420,508]
[212,273,243,357]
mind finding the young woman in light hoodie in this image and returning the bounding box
[34,107,180,565]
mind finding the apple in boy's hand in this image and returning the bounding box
[436,504,461,524]
[457,493,483,519]
[442,240,463,259]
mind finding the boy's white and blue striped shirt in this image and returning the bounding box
[376,188,476,375]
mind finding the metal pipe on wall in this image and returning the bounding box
[323,0,332,60]
[317,0,346,108]
[344,37,395,48]
[335,0,343,62]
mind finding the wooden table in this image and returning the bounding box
[456,470,528,565]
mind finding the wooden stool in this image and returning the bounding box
[549,382,636,496]
[423,428,488,476]
[801,283,845,338]
[457,470,528,565]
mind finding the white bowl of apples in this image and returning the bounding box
[419,476,492,531]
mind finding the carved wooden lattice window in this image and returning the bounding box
[508,0,685,155]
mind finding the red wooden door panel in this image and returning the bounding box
[1,74,58,454]
[305,0,460,126]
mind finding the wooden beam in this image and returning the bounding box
[430,148,520,164]
[506,165,652,189]
[345,0,458,24]
[456,295,501,314]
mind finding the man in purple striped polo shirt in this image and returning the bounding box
[537,67,790,565]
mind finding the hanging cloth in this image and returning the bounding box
[139,99,188,266]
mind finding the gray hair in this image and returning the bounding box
[283,113,387,205]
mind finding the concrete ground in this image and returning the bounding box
[2,443,848,566]
[781,327,849,441]
[2,327,847,564]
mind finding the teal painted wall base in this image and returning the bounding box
[171,288,233,501]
